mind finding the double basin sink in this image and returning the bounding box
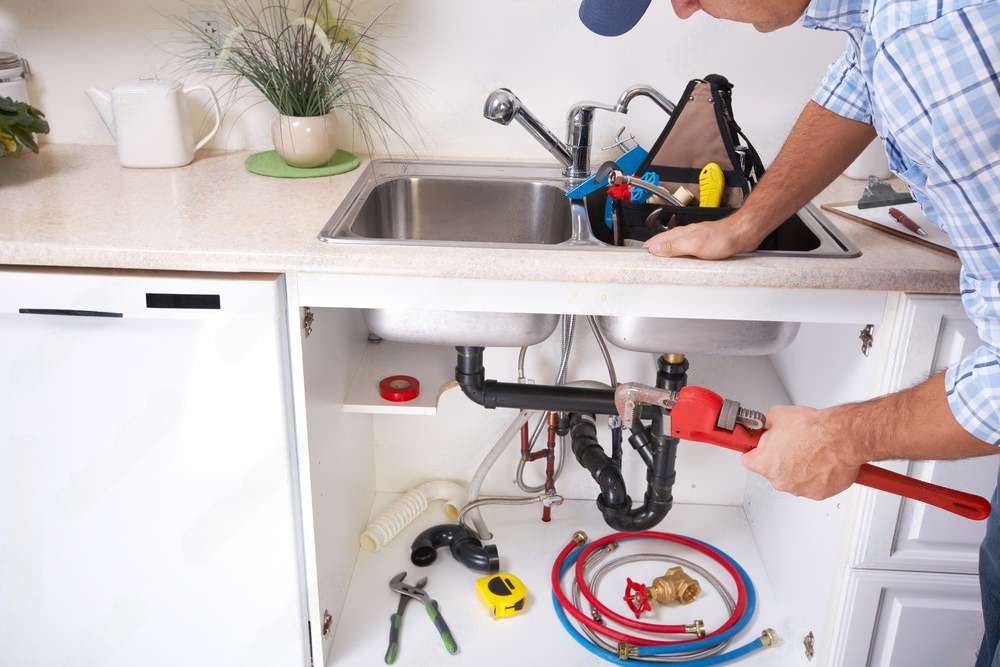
[318,159,860,354]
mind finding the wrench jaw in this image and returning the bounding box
[614,383,679,429]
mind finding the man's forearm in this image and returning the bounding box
[735,101,878,244]
[743,372,996,500]
[831,372,997,466]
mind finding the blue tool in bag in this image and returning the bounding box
[565,144,648,229]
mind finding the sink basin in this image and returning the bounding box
[319,160,577,346]
[319,160,578,247]
[319,158,859,349]
[594,316,801,356]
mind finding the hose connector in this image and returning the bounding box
[760,628,778,647]
[685,620,706,637]
[617,643,639,660]
[572,530,588,546]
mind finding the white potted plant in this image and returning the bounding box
[175,0,418,169]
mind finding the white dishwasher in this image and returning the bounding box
[0,268,310,667]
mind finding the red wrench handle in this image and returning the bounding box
[670,386,991,521]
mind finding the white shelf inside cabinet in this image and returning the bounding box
[328,499,796,666]
[343,341,458,415]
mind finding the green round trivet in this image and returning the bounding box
[245,149,360,178]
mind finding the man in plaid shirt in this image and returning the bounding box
[581,0,1000,663]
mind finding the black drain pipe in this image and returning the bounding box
[456,346,618,414]
[569,354,688,532]
[455,345,687,533]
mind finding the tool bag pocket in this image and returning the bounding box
[612,74,766,246]
[614,199,738,244]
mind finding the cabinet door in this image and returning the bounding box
[0,269,309,667]
[835,569,984,667]
[855,294,998,573]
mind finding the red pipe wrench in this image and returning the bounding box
[614,383,991,521]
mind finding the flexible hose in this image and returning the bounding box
[550,532,770,664]
[573,533,748,640]
[359,480,468,552]
[575,553,735,662]
[457,493,563,534]
[586,314,618,388]
[465,409,535,540]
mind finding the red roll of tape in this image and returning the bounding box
[379,375,420,402]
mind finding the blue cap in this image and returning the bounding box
[579,0,652,36]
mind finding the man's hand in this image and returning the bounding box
[740,375,997,500]
[741,405,861,500]
[643,216,760,259]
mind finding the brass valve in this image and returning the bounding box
[648,566,701,606]
[623,566,702,618]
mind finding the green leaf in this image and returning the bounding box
[0,95,50,158]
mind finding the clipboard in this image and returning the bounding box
[821,201,957,257]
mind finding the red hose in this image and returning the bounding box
[552,531,749,647]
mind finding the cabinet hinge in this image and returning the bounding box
[859,324,875,356]
[303,307,315,338]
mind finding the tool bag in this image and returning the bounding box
[612,74,767,246]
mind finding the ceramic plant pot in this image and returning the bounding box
[271,111,339,168]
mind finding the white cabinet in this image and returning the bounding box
[0,268,309,667]
[4,267,989,667]
[855,294,997,573]
[835,570,984,667]
[827,294,995,666]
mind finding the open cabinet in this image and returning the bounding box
[290,273,989,667]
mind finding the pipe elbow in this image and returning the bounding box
[411,523,500,574]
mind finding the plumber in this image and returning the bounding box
[578,0,1000,664]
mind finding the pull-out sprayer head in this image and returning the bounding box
[483,88,520,126]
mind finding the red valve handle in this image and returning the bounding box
[670,386,992,521]
[623,577,651,619]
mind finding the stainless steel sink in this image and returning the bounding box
[319,160,582,248]
[319,158,860,349]
[594,316,801,356]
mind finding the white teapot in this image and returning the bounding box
[86,78,221,168]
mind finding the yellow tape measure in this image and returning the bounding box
[475,572,527,618]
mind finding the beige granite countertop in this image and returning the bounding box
[0,144,961,293]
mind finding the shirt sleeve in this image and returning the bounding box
[946,282,1000,445]
[811,41,873,123]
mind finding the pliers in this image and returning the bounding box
[614,383,991,521]
[385,572,457,664]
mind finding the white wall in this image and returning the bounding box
[1,0,846,164]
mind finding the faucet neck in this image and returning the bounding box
[565,102,615,180]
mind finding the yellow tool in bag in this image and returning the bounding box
[475,572,527,618]
[699,162,725,208]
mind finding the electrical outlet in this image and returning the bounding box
[188,5,228,69]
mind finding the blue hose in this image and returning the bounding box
[551,535,771,665]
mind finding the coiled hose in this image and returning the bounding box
[551,531,775,665]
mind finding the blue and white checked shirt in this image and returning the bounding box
[804,0,1000,445]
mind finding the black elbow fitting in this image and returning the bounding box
[410,523,500,574]
[456,346,488,405]
[455,347,618,414]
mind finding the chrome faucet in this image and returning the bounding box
[483,85,675,181]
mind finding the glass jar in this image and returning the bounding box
[0,52,31,105]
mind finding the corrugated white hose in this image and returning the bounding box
[359,480,468,552]
[465,409,535,540]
